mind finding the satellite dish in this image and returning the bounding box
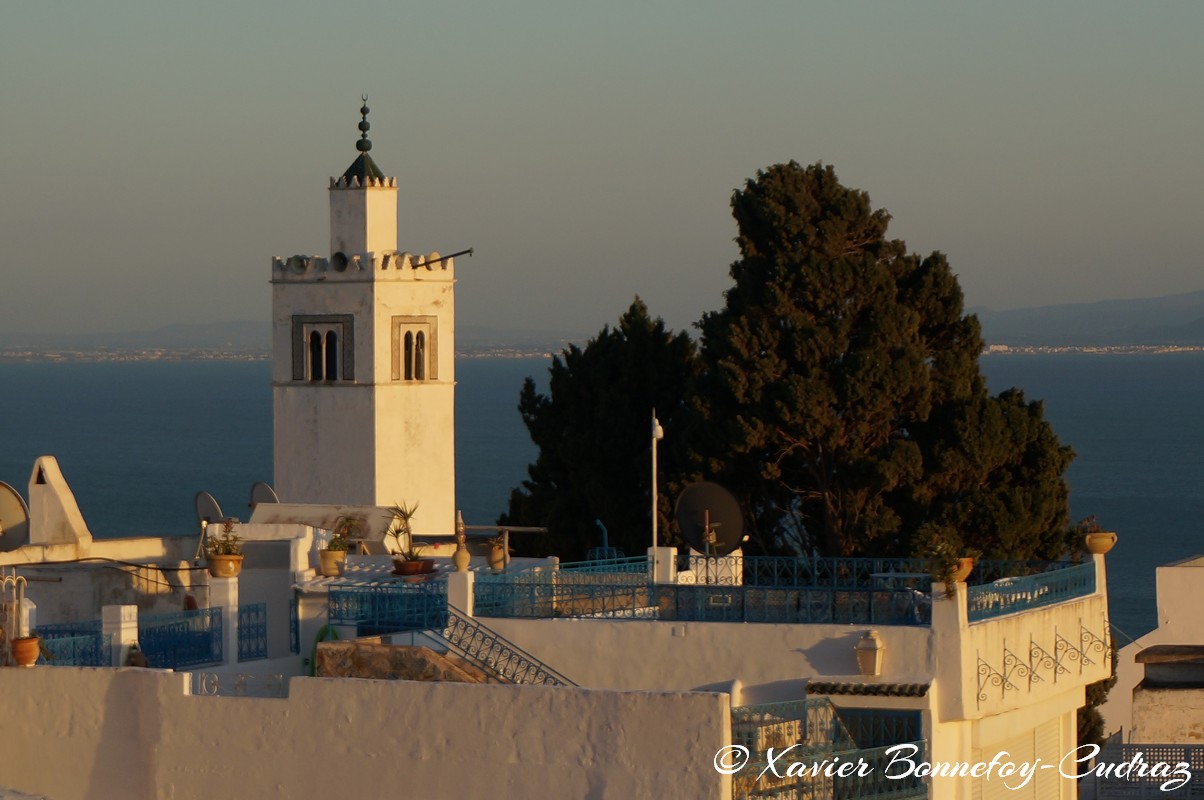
[194,491,225,528]
[0,481,31,552]
[249,481,280,509]
[674,481,744,557]
[331,251,348,272]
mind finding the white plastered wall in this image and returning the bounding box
[0,668,731,800]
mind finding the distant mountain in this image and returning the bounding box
[972,290,1204,346]
[457,325,588,355]
[0,321,270,352]
[0,320,589,357]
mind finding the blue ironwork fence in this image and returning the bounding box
[442,606,575,686]
[138,607,223,669]
[558,555,649,576]
[37,619,112,667]
[967,561,1095,621]
[289,595,300,655]
[731,700,927,800]
[476,579,930,625]
[327,579,448,635]
[836,709,922,750]
[238,602,268,662]
[40,633,114,667]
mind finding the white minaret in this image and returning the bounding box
[271,99,458,536]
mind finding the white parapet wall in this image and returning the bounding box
[0,667,731,800]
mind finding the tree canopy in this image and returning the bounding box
[505,162,1074,562]
[694,162,1072,559]
[500,298,699,560]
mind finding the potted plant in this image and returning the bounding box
[1076,515,1117,556]
[386,503,433,577]
[486,532,508,574]
[206,518,244,578]
[2,574,39,667]
[319,515,361,577]
[927,537,977,599]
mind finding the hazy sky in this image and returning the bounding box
[2,2,1201,337]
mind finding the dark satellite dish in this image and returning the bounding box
[249,481,280,509]
[194,491,225,527]
[674,481,744,556]
[0,481,31,552]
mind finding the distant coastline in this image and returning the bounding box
[4,342,1204,363]
[0,345,568,363]
[982,344,1204,356]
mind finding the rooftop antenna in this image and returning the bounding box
[0,481,31,552]
[674,482,743,556]
[193,491,225,565]
[675,482,744,585]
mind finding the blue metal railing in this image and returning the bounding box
[732,698,856,754]
[476,579,931,625]
[138,608,223,669]
[833,742,928,800]
[37,619,103,638]
[327,579,448,635]
[238,602,268,662]
[836,709,922,750]
[731,700,928,800]
[289,595,300,655]
[558,555,649,575]
[967,561,1096,621]
[442,606,575,686]
[475,555,1088,626]
[40,632,113,667]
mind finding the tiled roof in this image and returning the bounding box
[807,681,930,697]
[339,153,387,185]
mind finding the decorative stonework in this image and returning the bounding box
[329,175,397,189]
[271,250,453,280]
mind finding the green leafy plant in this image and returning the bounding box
[924,535,979,598]
[207,518,243,556]
[386,502,421,558]
[327,515,363,552]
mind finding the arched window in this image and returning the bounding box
[415,332,426,381]
[309,331,324,382]
[392,317,437,382]
[325,331,339,380]
[403,332,414,380]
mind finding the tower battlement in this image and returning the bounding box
[271,250,455,282]
[329,175,397,189]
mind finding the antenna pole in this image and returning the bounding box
[650,409,664,579]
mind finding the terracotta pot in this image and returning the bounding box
[392,558,435,576]
[207,554,243,578]
[487,544,506,574]
[952,557,975,584]
[1084,532,1117,555]
[11,635,40,667]
[318,549,347,577]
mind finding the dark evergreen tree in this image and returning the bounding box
[694,162,1073,559]
[500,299,700,560]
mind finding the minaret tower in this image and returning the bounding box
[271,99,457,536]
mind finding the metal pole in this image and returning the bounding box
[651,409,664,579]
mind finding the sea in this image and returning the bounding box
[2,353,1202,642]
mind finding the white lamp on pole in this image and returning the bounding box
[651,408,665,578]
